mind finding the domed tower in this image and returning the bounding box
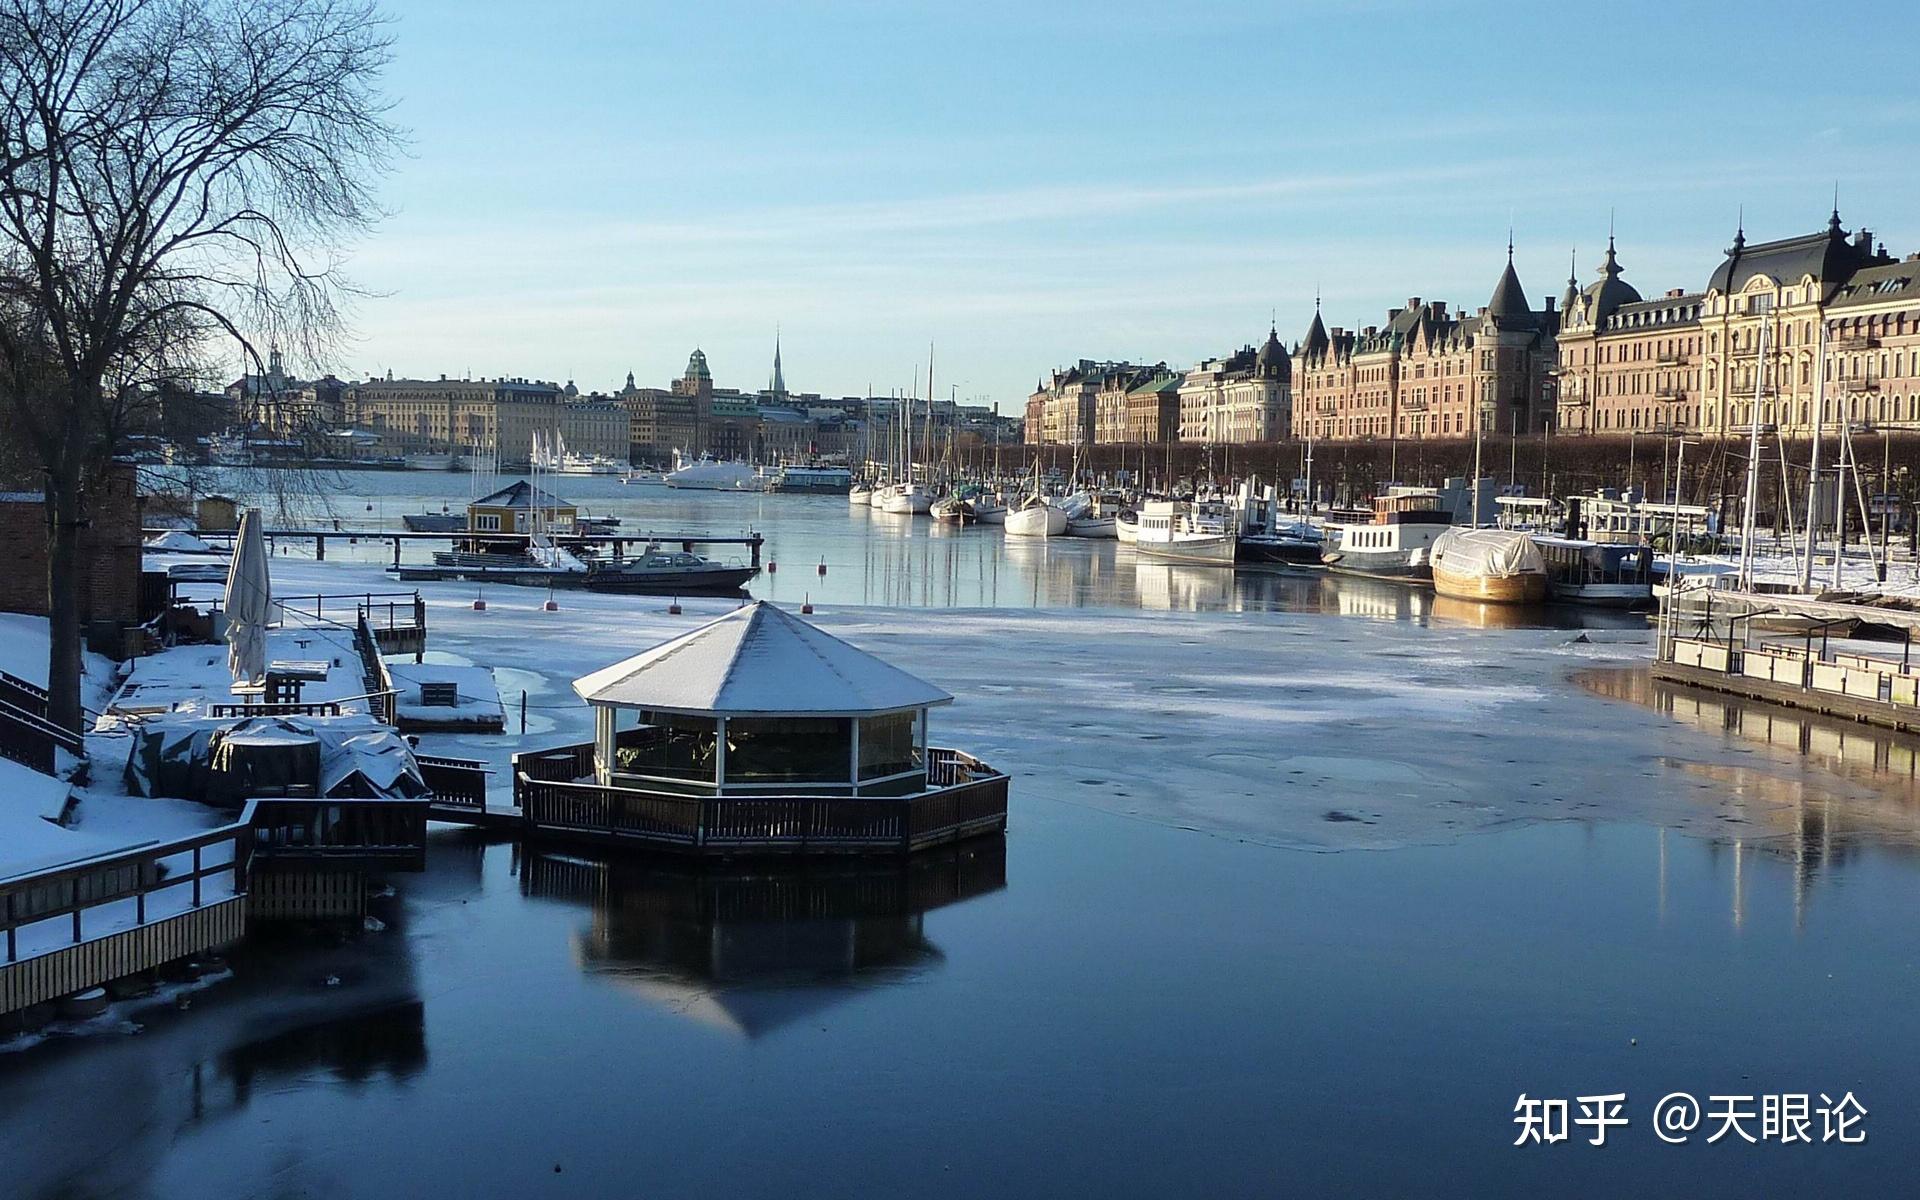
[1256,323,1289,381]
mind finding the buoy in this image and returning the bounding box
[473,598,487,611]
[768,560,777,573]
[543,599,559,611]
[668,598,682,615]
[817,559,827,577]
[801,593,814,615]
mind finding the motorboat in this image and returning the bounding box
[1237,521,1323,565]
[1320,488,1453,581]
[558,453,626,476]
[665,454,759,490]
[585,545,760,594]
[1428,528,1548,604]
[767,465,853,494]
[1131,500,1235,565]
[1533,537,1655,607]
[621,469,669,486]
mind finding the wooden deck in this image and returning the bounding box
[496,742,1009,856]
[1653,657,1920,734]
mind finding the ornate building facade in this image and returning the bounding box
[1175,327,1291,443]
[1556,213,1920,437]
[1290,250,1558,442]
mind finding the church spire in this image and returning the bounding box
[769,326,787,398]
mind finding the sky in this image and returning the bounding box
[328,0,1920,412]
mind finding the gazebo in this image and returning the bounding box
[512,602,1008,854]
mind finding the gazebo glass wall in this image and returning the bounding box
[592,705,929,797]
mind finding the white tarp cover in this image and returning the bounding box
[1431,528,1545,579]
[126,713,427,803]
[225,507,271,687]
[573,601,953,716]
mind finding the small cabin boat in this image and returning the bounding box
[1428,527,1548,604]
[1532,537,1654,607]
[1131,499,1236,566]
[1320,487,1452,580]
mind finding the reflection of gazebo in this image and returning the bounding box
[513,602,1009,854]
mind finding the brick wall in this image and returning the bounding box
[0,461,143,650]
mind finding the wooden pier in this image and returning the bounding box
[148,526,765,569]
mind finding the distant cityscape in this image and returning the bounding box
[183,342,1023,469]
[1026,212,1920,448]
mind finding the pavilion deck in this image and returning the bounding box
[507,742,1008,856]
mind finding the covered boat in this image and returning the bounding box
[1428,528,1548,604]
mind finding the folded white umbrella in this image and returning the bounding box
[225,507,272,689]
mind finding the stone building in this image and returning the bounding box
[620,351,715,462]
[1556,212,1919,438]
[345,376,623,463]
[1176,328,1291,443]
[1554,240,1704,435]
[1025,361,1154,446]
[1125,371,1184,443]
[1291,249,1558,442]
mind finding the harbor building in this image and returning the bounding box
[1556,211,1920,437]
[345,376,627,463]
[1290,247,1560,442]
[1176,327,1292,444]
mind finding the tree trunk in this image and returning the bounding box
[44,469,85,736]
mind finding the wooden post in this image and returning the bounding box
[315,535,325,561]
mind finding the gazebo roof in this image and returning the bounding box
[573,602,953,718]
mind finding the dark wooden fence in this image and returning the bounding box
[0,694,85,775]
[416,753,491,815]
[511,742,1008,856]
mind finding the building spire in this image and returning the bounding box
[769,325,787,397]
[1829,183,1843,235]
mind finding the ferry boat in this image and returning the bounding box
[1533,536,1655,607]
[665,453,759,490]
[1428,527,1548,604]
[767,465,853,494]
[1131,499,1236,566]
[558,453,626,476]
[1320,487,1452,581]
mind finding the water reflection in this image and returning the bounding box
[520,840,1006,1038]
[1580,666,1920,925]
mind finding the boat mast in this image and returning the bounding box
[1737,316,1770,591]
[1801,318,1827,591]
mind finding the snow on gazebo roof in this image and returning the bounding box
[572,602,953,718]
[472,480,573,509]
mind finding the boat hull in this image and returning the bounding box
[1320,552,1433,581]
[1430,564,1548,604]
[1134,534,1237,566]
[1237,536,1321,565]
[584,565,759,594]
[1005,505,1067,537]
[1115,516,1138,544]
[849,488,873,505]
[1065,516,1117,539]
[970,503,1008,525]
[1547,581,1653,608]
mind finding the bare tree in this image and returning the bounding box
[0,0,398,732]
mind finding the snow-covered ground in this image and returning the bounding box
[110,622,368,718]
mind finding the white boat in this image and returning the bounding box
[1066,515,1117,539]
[405,452,457,471]
[879,482,931,515]
[622,469,668,486]
[665,453,759,490]
[969,495,1008,525]
[1005,496,1068,538]
[1115,511,1139,544]
[558,453,626,476]
[1533,536,1654,607]
[1320,488,1453,581]
[1132,500,1236,565]
[849,484,873,505]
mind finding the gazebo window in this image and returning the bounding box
[726,716,851,783]
[859,711,921,780]
[618,711,715,781]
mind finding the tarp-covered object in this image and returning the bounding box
[126,713,429,806]
[1430,528,1545,580]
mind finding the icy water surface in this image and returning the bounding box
[188,466,1653,619]
[10,518,1920,1193]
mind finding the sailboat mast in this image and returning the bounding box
[1737,317,1770,590]
[1801,318,1827,591]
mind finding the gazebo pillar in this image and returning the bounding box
[714,715,728,794]
[593,705,616,785]
[849,719,862,796]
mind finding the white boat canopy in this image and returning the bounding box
[572,601,953,718]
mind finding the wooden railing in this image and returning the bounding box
[2,823,246,967]
[417,753,491,813]
[207,700,344,719]
[0,694,85,775]
[354,611,400,726]
[512,744,1009,855]
[244,797,429,871]
[0,669,51,718]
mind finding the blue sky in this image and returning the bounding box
[335,0,1920,411]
